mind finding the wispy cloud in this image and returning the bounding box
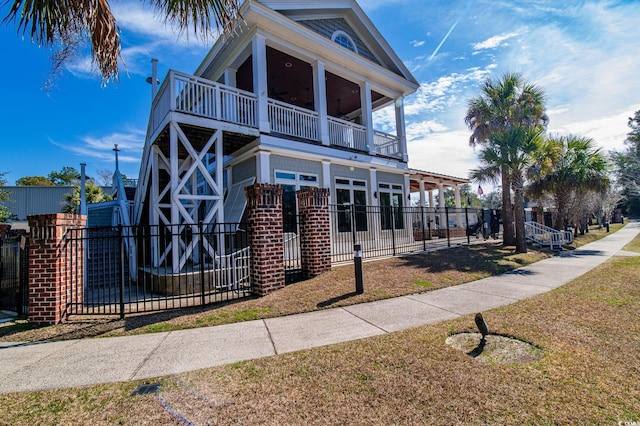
[50,128,145,164]
[472,31,522,51]
[410,40,425,47]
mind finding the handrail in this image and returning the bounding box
[268,98,319,141]
[373,130,401,158]
[328,116,368,151]
[149,70,259,136]
[524,221,573,250]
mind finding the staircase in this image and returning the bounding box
[524,221,573,250]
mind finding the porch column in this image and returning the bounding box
[297,188,331,278]
[245,183,284,296]
[438,182,446,229]
[252,34,270,133]
[313,60,329,145]
[370,169,378,207]
[223,67,237,87]
[360,81,375,155]
[454,184,463,227]
[395,97,408,163]
[428,190,436,228]
[256,151,271,183]
[419,180,426,207]
[27,213,86,325]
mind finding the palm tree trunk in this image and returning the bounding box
[501,167,515,245]
[513,175,527,253]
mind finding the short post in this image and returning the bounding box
[606,221,610,233]
[354,244,364,294]
[465,207,470,244]
[445,207,451,247]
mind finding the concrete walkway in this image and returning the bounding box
[1,223,638,395]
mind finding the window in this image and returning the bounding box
[275,171,319,233]
[335,178,368,232]
[379,183,404,230]
[331,31,357,53]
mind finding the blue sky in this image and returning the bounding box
[1,0,639,186]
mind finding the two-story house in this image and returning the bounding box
[133,0,428,271]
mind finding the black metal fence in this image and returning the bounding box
[64,223,252,318]
[330,205,500,263]
[0,236,28,314]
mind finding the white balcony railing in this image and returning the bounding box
[373,130,402,158]
[150,71,258,136]
[328,116,368,152]
[268,99,319,141]
[149,71,402,160]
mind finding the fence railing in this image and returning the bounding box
[329,205,496,263]
[64,223,252,318]
[0,236,28,314]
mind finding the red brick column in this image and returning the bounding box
[0,223,10,239]
[297,187,331,278]
[27,213,86,325]
[244,183,284,296]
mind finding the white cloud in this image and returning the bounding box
[472,31,522,51]
[50,129,145,163]
[408,129,476,179]
[410,40,425,47]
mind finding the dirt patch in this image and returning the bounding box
[446,332,544,364]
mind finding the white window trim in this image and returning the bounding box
[274,170,320,189]
[331,30,358,53]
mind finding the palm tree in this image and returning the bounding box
[527,135,610,230]
[3,0,241,83]
[471,127,543,253]
[465,72,548,246]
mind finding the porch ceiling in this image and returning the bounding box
[235,47,386,118]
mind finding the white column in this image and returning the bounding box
[252,34,270,133]
[370,169,378,207]
[223,67,237,87]
[438,182,446,229]
[313,61,329,145]
[454,184,463,228]
[428,189,436,228]
[395,97,408,162]
[360,81,374,155]
[322,160,331,190]
[419,180,426,207]
[256,151,271,183]
[404,174,411,206]
[170,123,181,272]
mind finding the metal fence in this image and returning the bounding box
[0,236,28,314]
[330,205,500,263]
[64,223,252,318]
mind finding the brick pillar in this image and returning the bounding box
[244,183,284,296]
[297,187,331,278]
[27,213,86,325]
[0,223,10,239]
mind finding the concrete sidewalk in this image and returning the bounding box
[1,223,638,395]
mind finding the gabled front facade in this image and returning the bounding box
[134,0,419,270]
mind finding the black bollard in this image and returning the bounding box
[354,244,364,294]
[606,222,610,232]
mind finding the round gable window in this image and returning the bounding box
[332,31,358,53]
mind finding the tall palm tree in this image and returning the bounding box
[3,0,241,83]
[465,72,548,246]
[528,135,610,230]
[471,127,543,253]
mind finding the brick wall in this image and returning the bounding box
[297,187,331,278]
[27,213,85,325]
[245,183,285,296]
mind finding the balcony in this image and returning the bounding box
[150,70,403,159]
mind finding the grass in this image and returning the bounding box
[0,224,618,343]
[0,227,638,424]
